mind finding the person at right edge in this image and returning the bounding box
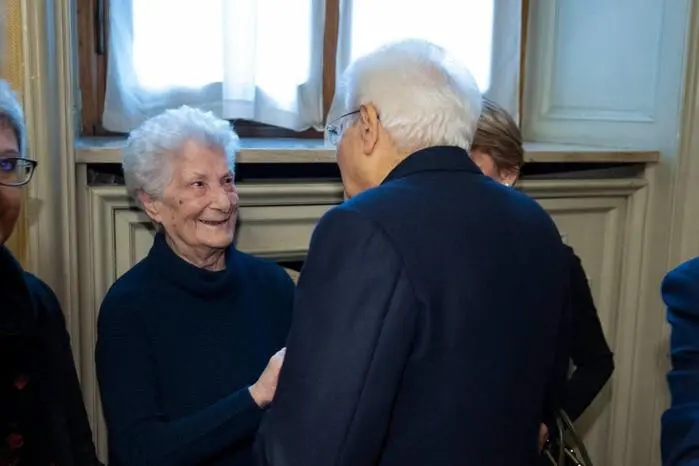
[255,39,571,466]
[661,256,699,465]
[470,97,615,452]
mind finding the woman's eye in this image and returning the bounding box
[0,159,16,172]
[191,180,205,188]
[223,176,234,184]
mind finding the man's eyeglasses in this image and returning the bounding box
[324,110,359,147]
[0,156,38,187]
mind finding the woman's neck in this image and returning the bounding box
[165,234,226,271]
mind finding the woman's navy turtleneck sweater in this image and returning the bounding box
[96,233,295,466]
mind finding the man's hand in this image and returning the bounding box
[249,348,286,408]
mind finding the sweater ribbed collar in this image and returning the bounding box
[147,232,239,298]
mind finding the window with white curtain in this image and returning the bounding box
[102,0,521,134]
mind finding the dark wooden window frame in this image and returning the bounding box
[77,0,340,138]
[78,1,527,138]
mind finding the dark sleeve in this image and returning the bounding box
[31,277,102,466]
[256,206,420,466]
[95,292,263,466]
[563,248,614,421]
[541,244,573,430]
[271,264,296,345]
[662,259,699,466]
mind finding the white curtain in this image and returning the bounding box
[335,0,522,121]
[103,0,326,133]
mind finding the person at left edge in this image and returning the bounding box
[95,106,294,466]
[0,79,102,465]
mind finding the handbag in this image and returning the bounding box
[541,410,594,466]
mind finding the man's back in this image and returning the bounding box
[257,147,569,466]
[349,147,569,465]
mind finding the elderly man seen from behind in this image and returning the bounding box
[96,106,294,466]
[256,39,570,466]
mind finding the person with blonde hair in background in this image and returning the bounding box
[470,97,615,452]
[0,79,101,465]
[256,40,571,466]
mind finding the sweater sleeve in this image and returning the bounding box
[95,291,263,466]
[563,247,614,421]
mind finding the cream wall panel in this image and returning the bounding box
[538,196,627,466]
[523,0,689,149]
[78,177,649,465]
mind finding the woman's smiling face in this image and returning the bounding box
[141,140,239,261]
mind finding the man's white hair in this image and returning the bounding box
[333,39,482,152]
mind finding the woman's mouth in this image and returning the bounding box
[199,218,228,226]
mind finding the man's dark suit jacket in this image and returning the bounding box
[257,146,571,466]
[662,257,699,466]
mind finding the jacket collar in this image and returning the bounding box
[382,146,482,184]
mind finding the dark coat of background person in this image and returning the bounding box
[563,245,615,421]
[661,257,699,466]
[256,146,572,466]
[0,245,101,465]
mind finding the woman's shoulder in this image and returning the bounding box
[234,251,295,284]
[98,260,153,324]
[663,257,699,315]
[664,256,699,286]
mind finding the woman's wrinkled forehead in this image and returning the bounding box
[173,142,231,176]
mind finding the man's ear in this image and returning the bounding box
[358,103,380,155]
[137,191,163,224]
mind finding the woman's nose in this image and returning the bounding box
[210,184,237,212]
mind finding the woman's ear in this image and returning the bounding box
[500,168,520,187]
[138,191,163,224]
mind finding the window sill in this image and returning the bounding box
[74,137,660,165]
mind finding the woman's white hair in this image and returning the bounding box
[0,79,26,157]
[335,39,482,152]
[122,105,240,203]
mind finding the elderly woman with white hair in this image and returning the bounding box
[96,106,294,466]
[0,79,101,465]
[256,40,569,466]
